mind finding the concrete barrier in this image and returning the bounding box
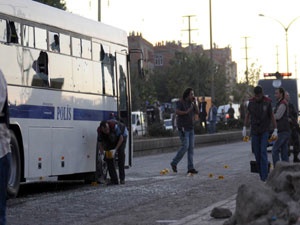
[133,130,242,157]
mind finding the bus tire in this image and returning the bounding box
[96,142,108,182]
[7,131,21,198]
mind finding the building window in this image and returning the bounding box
[155,55,163,66]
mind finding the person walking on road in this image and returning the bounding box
[243,85,277,182]
[207,101,218,134]
[0,70,11,225]
[97,120,128,185]
[285,91,300,162]
[272,87,290,166]
[170,88,199,174]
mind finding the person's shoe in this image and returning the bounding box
[97,178,106,184]
[120,180,125,185]
[187,169,198,174]
[106,180,119,186]
[294,157,300,163]
[170,163,177,173]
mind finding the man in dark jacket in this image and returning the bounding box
[243,85,277,181]
[285,91,300,162]
[97,120,128,185]
[170,88,199,174]
[272,87,290,166]
[0,70,11,225]
[198,96,207,131]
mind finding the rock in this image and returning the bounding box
[228,163,300,225]
[210,207,232,218]
[235,182,275,224]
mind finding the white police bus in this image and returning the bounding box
[0,0,141,197]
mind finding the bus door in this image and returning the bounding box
[116,52,132,167]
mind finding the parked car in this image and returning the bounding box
[132,111,147,136]
[217,104,240,123]
[164,119,173,130]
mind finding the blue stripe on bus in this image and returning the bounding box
[10,104,55,119]
[73,108,105,121]
[9,104,114,121]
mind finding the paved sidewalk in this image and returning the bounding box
[170,194,237,225]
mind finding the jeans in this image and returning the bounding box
[106,138,127,183]
[272,131,290,167]
[0,153,11,225]
[171,129,195,170]
[251,132,269,181]
[208,121,216,134]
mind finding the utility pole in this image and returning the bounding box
[98,0,101,21]
[242,36,249,85]
[209,0,214,101]
[181,15,198,46]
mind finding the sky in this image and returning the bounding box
[65,0,300,82]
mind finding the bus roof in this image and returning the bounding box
[0,0,128,46]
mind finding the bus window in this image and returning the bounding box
[72,37,81,57]
[49,32,60,52]
[31,51,49,87]
[7,21,20,44]
[92,42,100,61]
[35,27,47,50]
[102,53,115,96]
[0,19,6,42]
[23,25,34,48]
[60,33,70,55]
[82,39,91,59]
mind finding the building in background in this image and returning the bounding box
[128,33,237,95]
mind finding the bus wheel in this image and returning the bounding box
[7,131,21,198]
[96,152,108,182]
[95,142,108,183]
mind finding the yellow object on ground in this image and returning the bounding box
[243,136,249,142]
[105,150,115,159]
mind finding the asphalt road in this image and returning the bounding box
[6,141,262,225]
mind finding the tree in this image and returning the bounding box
[140,51,216,105]
[130,48,235,111]
[231,61,261,104]
[33,0,66,10]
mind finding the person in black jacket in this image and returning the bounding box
[243,85,277,181]
[97,120,128,185]
[198,96,207,131]
[170,88,199,174]
[285,91,300,162]
[0,70,11,225]
[272,87,290,166]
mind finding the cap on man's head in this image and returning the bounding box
[254,85,263,95]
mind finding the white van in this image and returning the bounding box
[131,111,147,136]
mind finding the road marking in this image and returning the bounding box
[156,220,178,223]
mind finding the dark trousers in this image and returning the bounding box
[0,153,11,225]
[199,113,207,130]
[290,128,300,159]
[107,138,126,183]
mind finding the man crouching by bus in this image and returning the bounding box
[97,120,128,185]
[0,70,11,225]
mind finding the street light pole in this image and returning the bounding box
[209,0,215,101]
[98,0,101,22]
[259,14,300,73]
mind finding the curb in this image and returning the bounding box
[133,131,242,157]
